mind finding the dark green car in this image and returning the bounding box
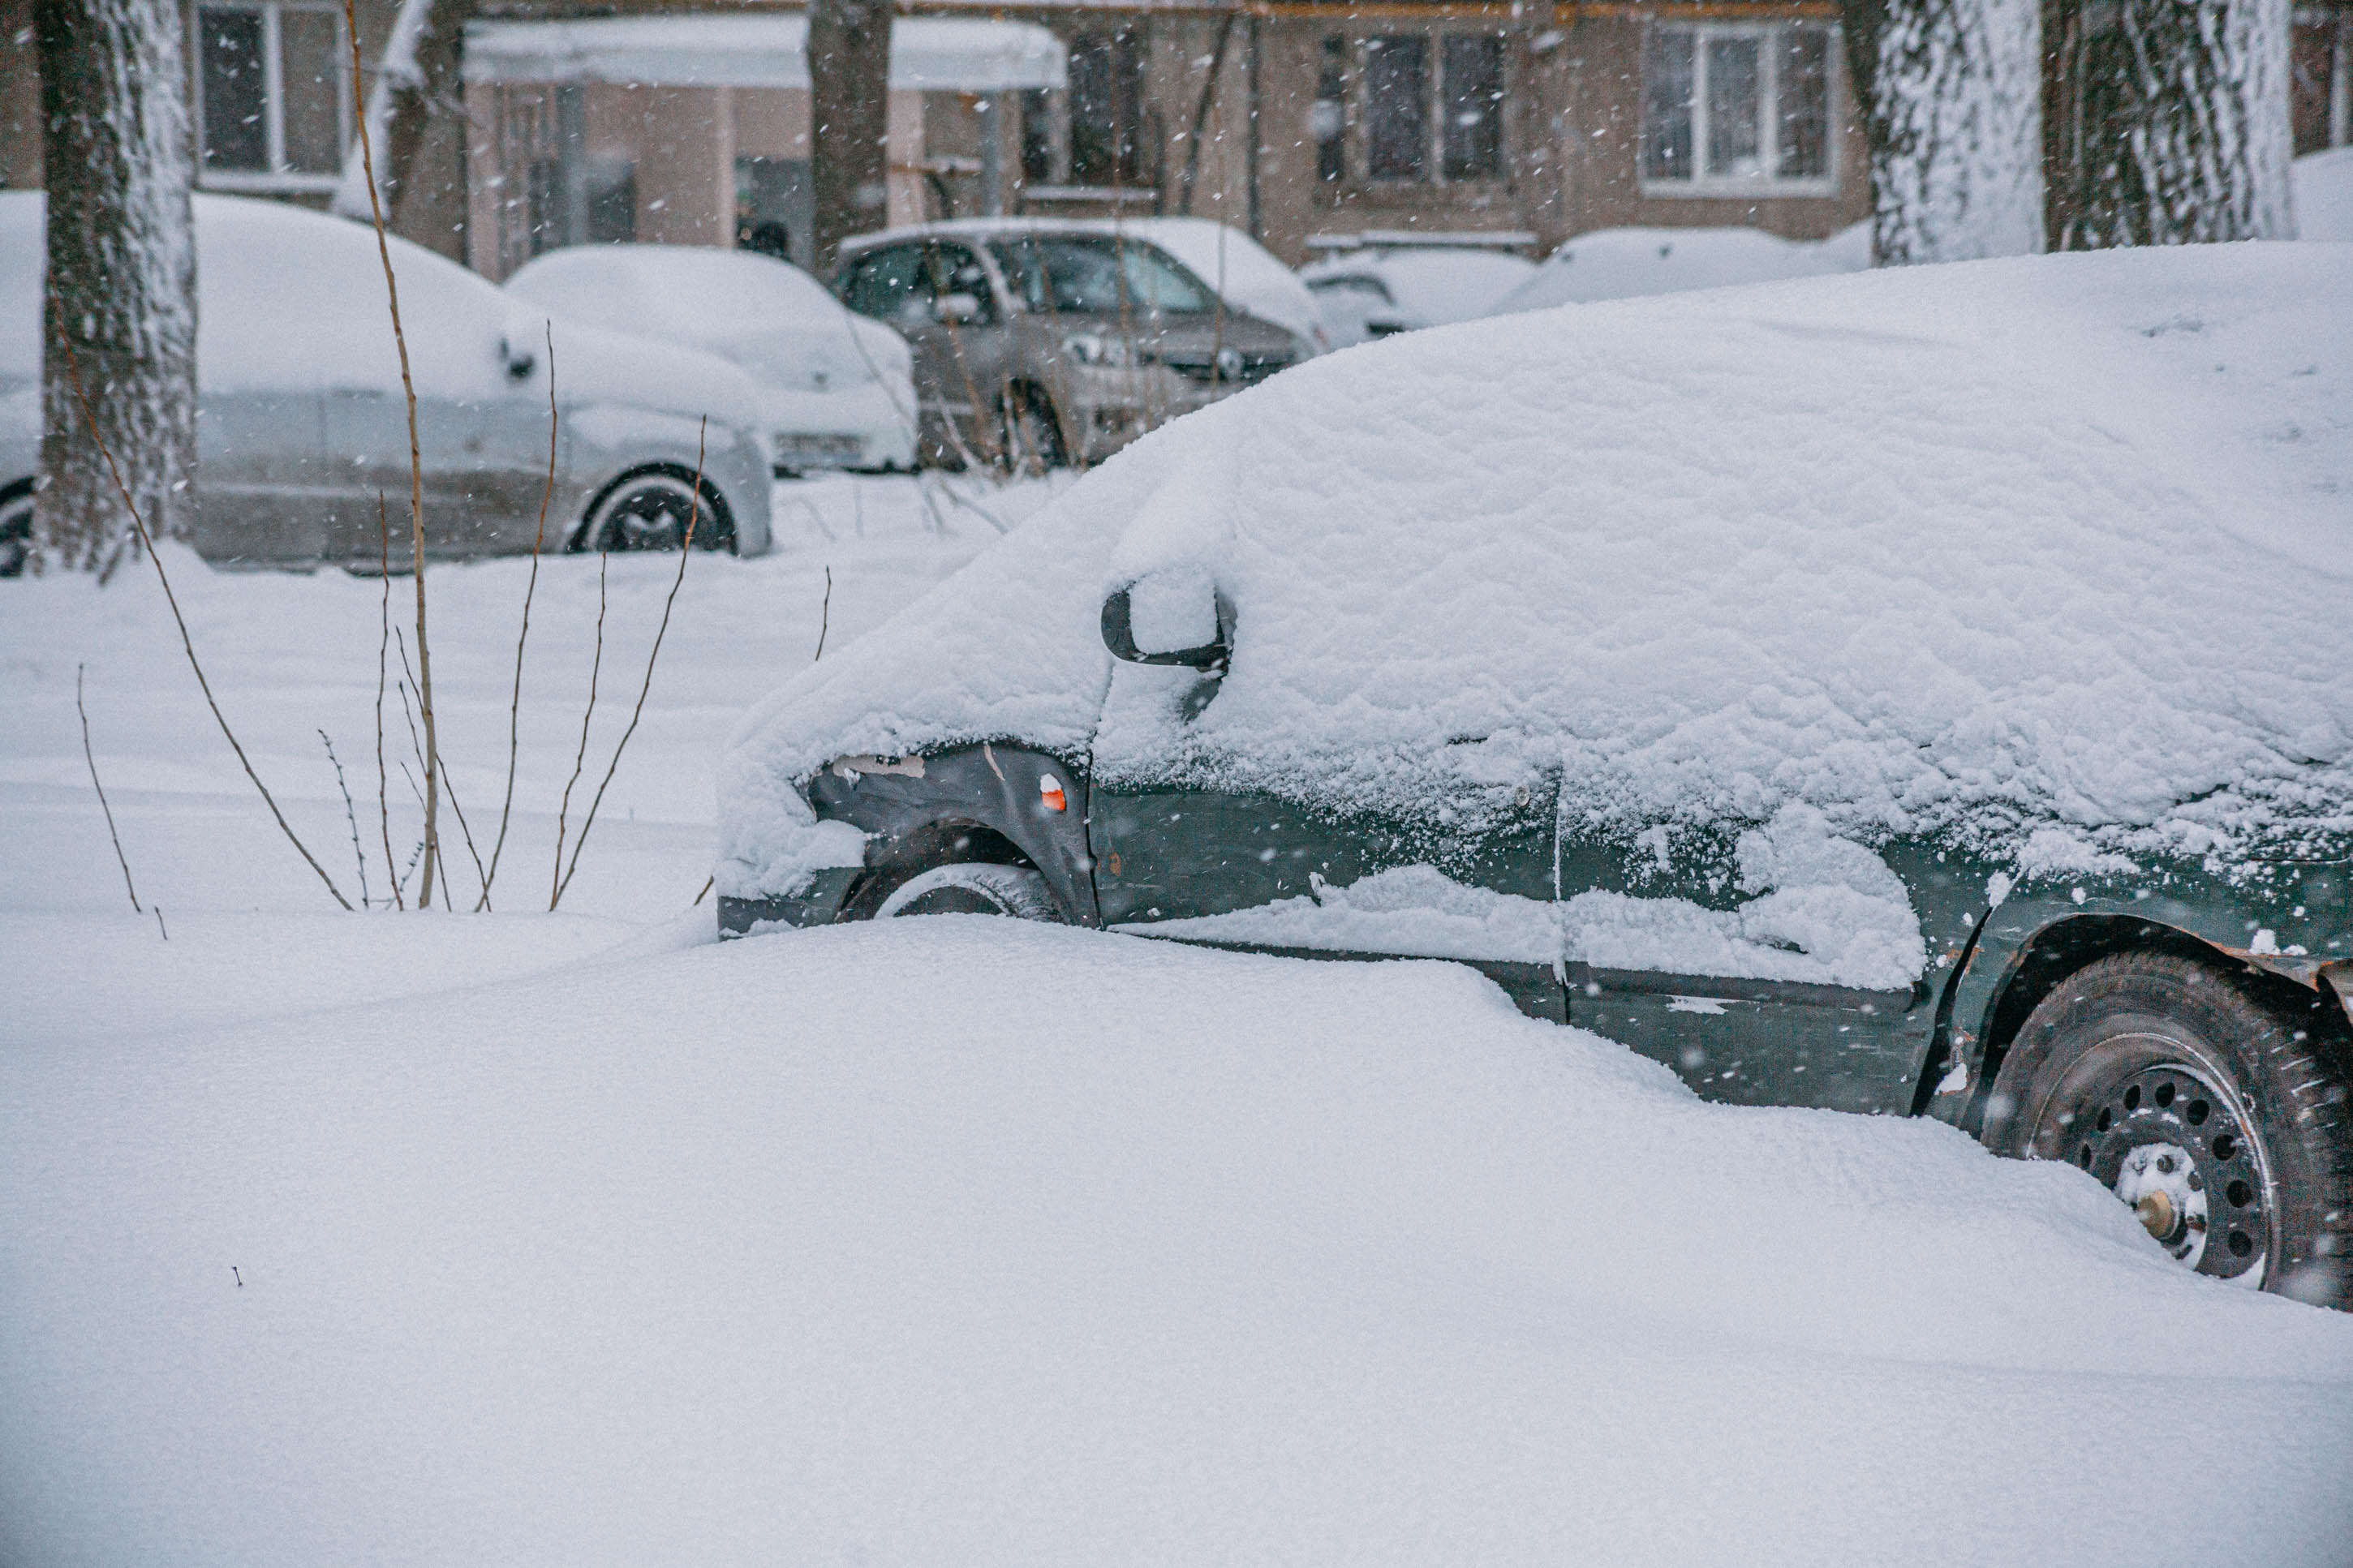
[716,243,2353,1312]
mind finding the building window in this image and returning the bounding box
[1069,32,1143,187]
[1019,88,1056,184]
[1643,23,1835,192]
[1314,36,1348,184]
[196,2,349,189]
[1441,35,1504,179]
[1365,36,1429,180]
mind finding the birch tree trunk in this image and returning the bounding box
[2044,0,2295,248]
[34,0,198,574]
[808,0,893,277]
[1869,0,2044,263]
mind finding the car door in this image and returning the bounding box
[188,226,333,565]
[1553,809,1939,1114]
[841,243,956,459]
[1086,573,1564,1021]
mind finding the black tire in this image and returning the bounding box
[997,386,1064,477]
[875,862,1057,921]
[0,481,33,578]
[1985,952,2353,1309]
[574,469,732,554]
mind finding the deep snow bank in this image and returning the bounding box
[5,919,2350,1564]
[720,245,2353,900]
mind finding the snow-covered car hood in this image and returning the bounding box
[719,245,2353,900]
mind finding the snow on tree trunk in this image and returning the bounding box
[34,0,198,574]
[808,0,894,277]
[2044,0,2295,248]
[1869,0,2044,263]
[332,0,475,257]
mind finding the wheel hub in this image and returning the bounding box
[2064,1063,2269,1282]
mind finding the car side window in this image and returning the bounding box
[841,245,932,329]
[926,243,999,324]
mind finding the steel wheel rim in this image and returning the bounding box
[2048,1044,2275,1285]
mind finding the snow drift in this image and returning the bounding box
[719,244,2353,901]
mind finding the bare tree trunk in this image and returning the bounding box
[332,0,475,260]
[809,0,893,277]
[2044,0,2294,248]
[1870,0,2044,263]
[35,0,197,574]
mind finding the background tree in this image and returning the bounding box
[2043,0,2295,247]
[1869,0,2045,263]
[331,0,476,261]
[808,0,894,277]
[34,0,199,574]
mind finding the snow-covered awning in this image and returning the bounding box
[463,14,1067,93]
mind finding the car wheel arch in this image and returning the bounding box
[569,462,738,554]
[1934,911,2348,1135]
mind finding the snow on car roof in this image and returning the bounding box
[1489,223,1872,315]
[1298,247,1538,325]
[718,244,2353,900]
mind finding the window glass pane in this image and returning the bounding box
[1018,88,1054,184]
[1068,33,1141,186]
[1704,36,1762,178]
[200,7,269,172]
[1314,35,1347,184]
[277,8,343,174]
[927,243,998,323]
[587,160,637,243]
[1777,27,1830,178]
[843,246,931,327]
[1119,244,1212,313]
[1366,36,1428,180]
[1641,27,1693,181]
[1441,35,1503,179]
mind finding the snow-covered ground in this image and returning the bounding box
[6,473,2353,1561]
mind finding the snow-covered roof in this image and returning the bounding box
[719,244,2353,902]
[463,14,1066,92]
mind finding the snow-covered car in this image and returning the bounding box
[1124,218,1331,354]
[715,243,2353,1317]
[1486,223,1870,315]
[1299,242,1535,347]
[835,219,1314,469]
[0,193,774,569]
[505,243,918,477]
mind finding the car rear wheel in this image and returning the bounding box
[0,482,33,578]
[1984,952,2353,1309]
[997,387,1064,478]
[875,862,1057,921]
[576,470,731,554]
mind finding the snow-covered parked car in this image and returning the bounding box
[1299,240,1535,347]
[1486,222,1870,315]
[0,193,775,569]
[505,243,919,476]
[716,243,2353,1316]
[1125,218,1331,354]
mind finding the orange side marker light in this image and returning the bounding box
[1039,774,1068,812]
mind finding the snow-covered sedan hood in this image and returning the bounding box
[720,243,2353,900]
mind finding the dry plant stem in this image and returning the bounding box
[693,874,714,906]
[51,314,353,910]
[555,419,706,906]
[552,548,610,909]
[394,629,488,907]
[77,664,141,912]
[319,729,370,909]
[346,0,437,912]
[814,565,832,662]
[376,493,401,908]
[481,324,557,909]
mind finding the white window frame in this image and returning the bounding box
[194,0,351,194]
[1640,20,1838,200]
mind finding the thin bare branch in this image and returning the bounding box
[76,664,140,912]
[346,0,437,911]
[320,729,370,909]
[814,565,832,662]
[482,323,557,909]
[552,548,610,909]
[376,492,401,908]
[49,311,353,910]
[557,419,707,905]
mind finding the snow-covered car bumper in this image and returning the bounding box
[764,380,918,475]
[717,866,863,935]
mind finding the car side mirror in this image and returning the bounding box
[500,309,542,380]
[1101,584,1232,672]
[934,291,983,325]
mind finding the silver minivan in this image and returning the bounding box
[1,192,774,573]
[835,219,1313,470]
